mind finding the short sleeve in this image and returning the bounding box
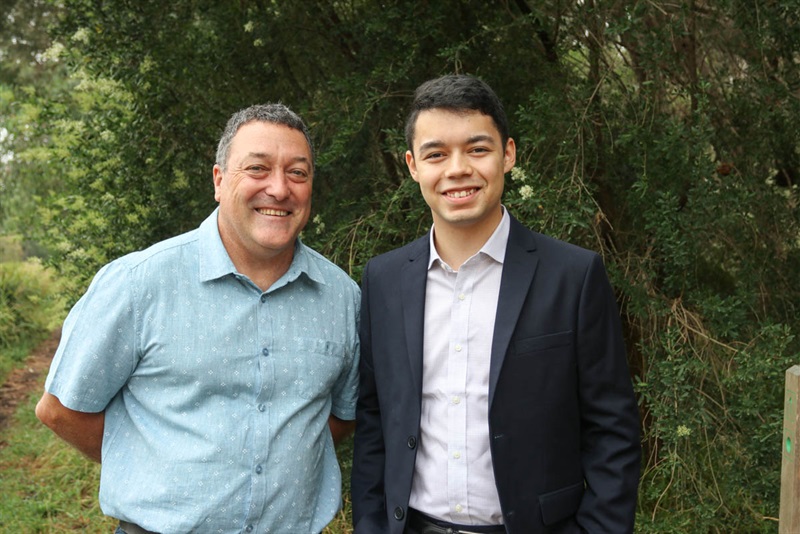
[44,259,139,413]
[328,286,361,421]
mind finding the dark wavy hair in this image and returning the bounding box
[404,74,510,154]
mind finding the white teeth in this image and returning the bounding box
[256,208,289,216]
[446,188,477,198]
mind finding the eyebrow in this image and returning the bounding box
[417,134,497,153]
[243,152,311,166]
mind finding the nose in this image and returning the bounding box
[445,151,472,179]
[263,169,290,201]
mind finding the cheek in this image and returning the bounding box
[291,184,313,206]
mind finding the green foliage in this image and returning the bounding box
[0,260,66,384]
[0,0,73,242]
[2,0,799,531]
[0,235,24,263]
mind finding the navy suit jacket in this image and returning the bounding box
[351,215,641,533]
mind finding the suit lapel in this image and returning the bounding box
[489,216,539,407]
[401,235,430,396]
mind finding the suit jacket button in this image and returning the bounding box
[407,436,416,449]
[394,507,405,520]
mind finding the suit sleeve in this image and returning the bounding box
[575,254,641,532]
[351,261,390,533]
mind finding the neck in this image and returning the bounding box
[223,241,295,292]
[432,211,502,271]
[239,256,293,291]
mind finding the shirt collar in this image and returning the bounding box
[198,208,326,287]
[427,206,510,270]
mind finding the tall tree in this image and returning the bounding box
[0,0,70,251]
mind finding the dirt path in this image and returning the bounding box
[0,329,59,433]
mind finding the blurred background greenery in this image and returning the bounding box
[1,1,799,531]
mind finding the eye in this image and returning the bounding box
[423,151,445,161]
[245,165,269,178]
[287,168,310,183]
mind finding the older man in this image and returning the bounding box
[36,104,359,534]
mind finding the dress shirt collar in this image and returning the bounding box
[198,208,327,287]
[427,206,511,271]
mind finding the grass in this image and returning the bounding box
[0,390,115,532]
[0,337,43,386]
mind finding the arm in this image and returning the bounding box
[35,391,105,463]
[328,414,355,445]
[576,255,641,532]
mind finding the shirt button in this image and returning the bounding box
[455,504,463,513]
[454,344,462,352]
[261,348,269,357]
[245,525,254,533]
[458,293,466,301]
[258,403,266,412]
[452,396,461,404]
[255,464,263,474]
[260,294,267,303]
[453,451,461,459]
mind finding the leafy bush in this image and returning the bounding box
[0,260,66,383]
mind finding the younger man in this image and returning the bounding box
[352,75,640,533]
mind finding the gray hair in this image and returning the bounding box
[215,103,314,171]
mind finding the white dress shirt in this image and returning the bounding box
[408,208,510,525]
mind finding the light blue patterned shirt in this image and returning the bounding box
[45,209,360,534]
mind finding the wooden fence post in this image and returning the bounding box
[780,365,800,533]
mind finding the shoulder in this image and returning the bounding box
[364,234,429,275]
[298,242,360,295]
[510,216,598,263]
[87,228,201,292]
[114,227,200,271]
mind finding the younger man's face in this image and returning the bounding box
[406,108,515,235]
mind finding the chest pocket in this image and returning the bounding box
[512,330,573,356]
[285,337,348,400]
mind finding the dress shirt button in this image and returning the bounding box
[458,293,466,301]
[407,436,416,449]
[258,403,266,412]
[454,344,462,352]
[260,294,267,303]
[452,396,461,404]
[255,464,263,474]
[261,348,269,357]
[453,451,461,459]
[455,504,463,513]
[393,507,405,520]
[245,525,254,533]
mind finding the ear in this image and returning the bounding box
[503,138,517,173]
[213,164,224,202]
[405,150,419,183]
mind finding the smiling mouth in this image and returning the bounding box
[444,188,478,199]
[256,208,290,217]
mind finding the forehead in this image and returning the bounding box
[229,121,312,160]
[412,109,501,148]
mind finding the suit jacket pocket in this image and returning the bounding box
[539,480,584,526]
[512,331,572,356]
